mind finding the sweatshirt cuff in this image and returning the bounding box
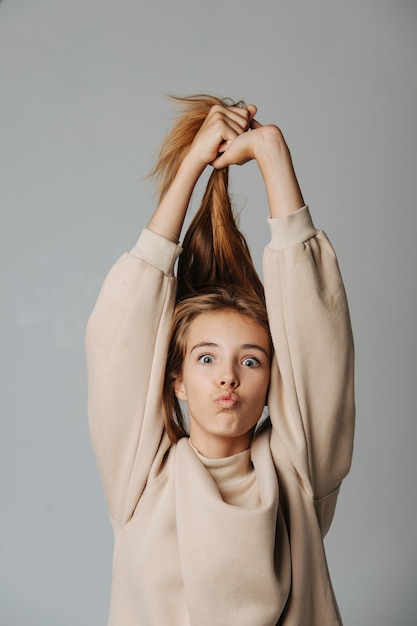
[267,206,318,250]
[129,228,182,275]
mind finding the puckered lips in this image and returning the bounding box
[215,392,239,409]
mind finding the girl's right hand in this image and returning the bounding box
[187,104,257,169]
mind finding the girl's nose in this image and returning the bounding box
[219,372,238,388]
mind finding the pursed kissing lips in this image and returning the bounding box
[216,392,239,408]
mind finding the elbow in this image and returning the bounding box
[314,484,341,536]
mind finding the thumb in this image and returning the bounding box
[247,104,257,121]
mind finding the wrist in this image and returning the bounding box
[252,125,290,166]
[182,145,209,179]
[252,126,304,217]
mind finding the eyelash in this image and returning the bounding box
[197,354,214,364]
[242,357,260,368]
[197,354,260,367]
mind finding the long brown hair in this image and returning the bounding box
[151,95,269,442]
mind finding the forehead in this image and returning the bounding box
[186,309,269,349]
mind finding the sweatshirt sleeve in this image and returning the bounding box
[85,229,181,527]
[263,206,355,510]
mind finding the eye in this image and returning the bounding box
[242,357,260,368]
[198,354,214,364]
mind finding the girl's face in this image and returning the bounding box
[174,309,271,458]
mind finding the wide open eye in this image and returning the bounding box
[242,357,260,368]
[198,354,214,364]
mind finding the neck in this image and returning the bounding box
[188,432,253,459]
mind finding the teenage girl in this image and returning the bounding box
[86,95,355,625]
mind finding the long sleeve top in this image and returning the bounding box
[86,206,355,625]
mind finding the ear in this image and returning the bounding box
[173,376,187,402]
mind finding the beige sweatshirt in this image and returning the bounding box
[86,206,355,625]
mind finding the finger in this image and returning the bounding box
[211,117,248,145]
[216,139,232,155]
[212,105,252,132]
[210,152,228,168]
[250,117,263,130]
[229,105,255,130]
[209,139,235,167]
[247,104,257,123]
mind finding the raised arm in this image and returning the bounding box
[252,126,354,530]
[86,232,181,526]
[86,103,257,526]
[221,117,354,526]
[264,211,355,505]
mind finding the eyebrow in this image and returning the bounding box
[190,342,269,358]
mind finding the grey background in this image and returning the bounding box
[1,0,416,624]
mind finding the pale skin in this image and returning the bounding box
[147,103,305,242]
[174,309,271,458]
[148,103,305,458]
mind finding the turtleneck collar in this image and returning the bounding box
[188,439,260,508]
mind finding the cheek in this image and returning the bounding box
[187,372,211,397]
[187,372,218,409]
[253,373,270,402]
